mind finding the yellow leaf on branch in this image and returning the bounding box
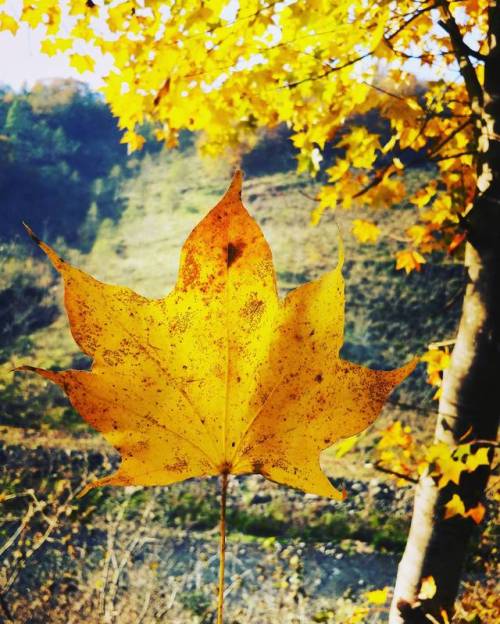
[395,250,426,274]
[120,130,146,153]
[0,11,19,35]
[364,587,389,605]
[69,53,95,74]
[41,37,73,56]
[418,576,437,600]
[444,495,486,524]
[352,219,381,244]
[444,493,466,519]
[465,447,490,472]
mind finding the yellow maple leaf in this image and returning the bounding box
[120,129,146,153]
[418,576,437,600]
[444,493,466,519]
[466,501,486,524]
[421,348,451,386]
[409,183,437,209]
[395,250,426,274]
[21,5,44,29]
[427,443,465,488]
[364,587,389,604]
[19,173,415,499]
[41,37,73,56]
[352,219,381,244]
[0,11,19,35]
[69,53,95,74]
[465,447,490,472]
[444,495,486,524]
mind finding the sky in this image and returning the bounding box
[0,23,107,91]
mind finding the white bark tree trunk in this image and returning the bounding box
[389,5,500,622]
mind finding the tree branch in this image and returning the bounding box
[436,2,483,106]
[430,150,474,163]
[428,119,473,157]
[374,461,419,484]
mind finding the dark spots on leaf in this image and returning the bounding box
[315,373,323,383]
[181,251,200,288]
[236,376,241,383]
[102,349,124,367]
[309,329,315,336]
[164,458,188,473]
[252,461,264,473]
[231,441,236,447]
[241,296,265,327]
[226,241,245,267]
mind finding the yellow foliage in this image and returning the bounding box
[427,443,466,488]
[40,37,72,56]
[444,494,486,524]
[395,250,426,274]
[378,422,413,451]
[0,11,19,35]
[465,447,490,471]
[352,219,381,244]
[120,130,146,153]
[69,53,95,74]
[376,422,490,494]
[20,173,415,498]
[364,587,389,605]
[333,434,361,458]
[418,576,437,600]
[2,0,487,261]
[410,183,438,209]
[421,347,451,397]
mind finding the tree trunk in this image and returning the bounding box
[389,6,500,623]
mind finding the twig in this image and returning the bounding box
[217,472,229,624]
[135,586,153,624]
[374,461,419,484]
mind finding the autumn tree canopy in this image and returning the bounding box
[0,0,487,271]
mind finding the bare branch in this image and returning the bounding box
[430,150,474,163]
[436,2,483,106]
[374,461,419,484]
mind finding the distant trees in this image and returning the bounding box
[0,80,129,246]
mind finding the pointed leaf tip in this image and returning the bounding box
[401,356,419,379]
[76,482,96,499]
[22,222,42,246]
[225,169,243,200]
[22,222,64,270]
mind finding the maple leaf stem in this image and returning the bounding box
[217,471,229,624]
